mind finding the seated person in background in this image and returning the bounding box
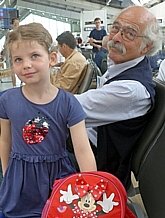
[49,42,65,68]
[0,51,4,69]
[95,35,109,73]
[93,25,115,74]
[75,5,161,190]
[51,31,87,94]
[157,59,165,82]
[76,35,83,51]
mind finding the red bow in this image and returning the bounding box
[75,174,107,200]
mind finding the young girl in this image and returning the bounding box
[0,23,97,218]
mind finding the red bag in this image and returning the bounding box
[42,171,136,218]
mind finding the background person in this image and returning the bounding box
[89,17,107,68]
[11,17,19,30]
[10,18,20,87]
[95,29,114,74]
[1,18,20,87]
[0,23,96,218]
[75,5,161,190]
[51,31,87,94]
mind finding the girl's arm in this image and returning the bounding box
[70,120,97,172]
[0,118,12,176]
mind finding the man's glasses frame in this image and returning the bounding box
[109,24,148,41]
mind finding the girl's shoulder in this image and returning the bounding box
[0,87,20,98]
[0,88,23,107]
[57,89,82,110]
[57,88,76,101]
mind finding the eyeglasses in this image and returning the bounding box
[109,24,148,41]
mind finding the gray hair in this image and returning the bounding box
[116,6,162,56]
[139,19,162,56]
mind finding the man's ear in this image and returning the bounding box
[141,42,153,55]
[49,52,57,67]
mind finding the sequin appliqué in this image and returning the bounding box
[23,115,49,144]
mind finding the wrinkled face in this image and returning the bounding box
[10,40,54,85]
[107,7,152,64]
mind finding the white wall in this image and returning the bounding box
[149,2,165,26]
[0,14,71,53]
[20,14,71,41]
[81,9,107,42]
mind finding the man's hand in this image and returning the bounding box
[96,45,102,50]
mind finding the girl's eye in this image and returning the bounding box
[32,54,40,59]
[14,58,22,63]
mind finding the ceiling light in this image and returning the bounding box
[131,0,142,5]
[106,0,112,6]
[131,0,159,5]
[0,0,5,6]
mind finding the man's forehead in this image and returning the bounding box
[114,18,141,30]
[117,7,154,25]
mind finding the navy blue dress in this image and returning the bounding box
[0,88,86,217]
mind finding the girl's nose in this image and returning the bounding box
[23,59,32,69]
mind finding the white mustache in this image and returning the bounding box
[107,40,126,55]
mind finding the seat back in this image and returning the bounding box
[91,60,103,77]
[77,59,95,94]
[131,79,165,218]
[100,57,108,74]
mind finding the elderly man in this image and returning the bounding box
[52,31,87,94]
[75,6,161,189]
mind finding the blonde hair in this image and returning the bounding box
[6,22,53,55]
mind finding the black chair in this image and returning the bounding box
[100,57,108,74]
[131,78,165,218]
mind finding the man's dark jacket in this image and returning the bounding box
[97,57,155,189]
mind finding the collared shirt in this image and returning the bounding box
[51,50,87,94]
[157,59,165,82]
[75,56,151,145]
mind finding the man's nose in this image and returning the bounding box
[111,30,123,42]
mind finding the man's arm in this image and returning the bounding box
[89,38,102,50]
[89,29,107,50]
[88,30,102,50]
[75,80,151,128]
